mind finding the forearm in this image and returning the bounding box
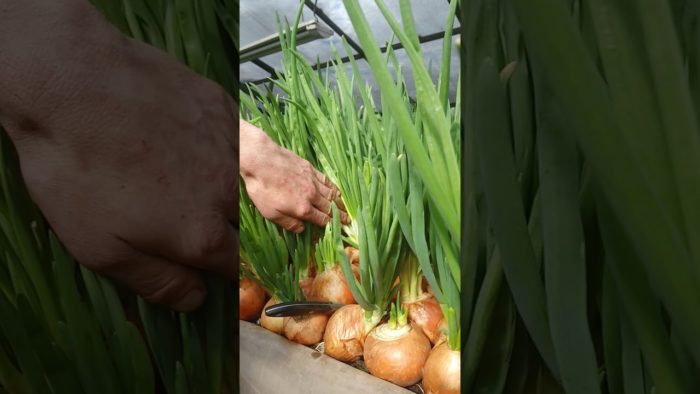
[0,1,123,140]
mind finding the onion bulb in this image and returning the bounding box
[363,323,431,387]
[239,278,267,322]
[260,297,287,334]
[310,265,357,304]
[404,294,444,344]
[422,342,461,394]
[323,304,378,362]
[283,313,329,345]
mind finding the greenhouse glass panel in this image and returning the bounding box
[240,62,270,82]
[239,0,316,47]
[314,0,456,46]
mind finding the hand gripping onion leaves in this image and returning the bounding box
[250,45,368,247]
[239,94,320,298]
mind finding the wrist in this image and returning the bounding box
[240,120,276,180]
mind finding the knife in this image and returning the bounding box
[264,301,345,317]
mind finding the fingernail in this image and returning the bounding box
[175,288,206,312]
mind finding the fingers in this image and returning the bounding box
[315,182,341,206]
[274,214,306,233]
[314,170,332,187]
[311,189,332,216]
[298,202,331,227]
[104,247,207,312]
[247,159,350,231]
[311,188,350,225]
[313,177,349,225]
[338,209,350,225]
[314,171,342,202]
[334,195,347,212]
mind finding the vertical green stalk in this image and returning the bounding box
[473,58,558,377]
[536,82,599,394]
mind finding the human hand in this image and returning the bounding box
[240,120,349,232]
[0,1,236,311]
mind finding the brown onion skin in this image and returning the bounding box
[239,278,267,321]
[344,246,360,265]
[433,319,448,347]
[307,258,318,277]
[422,342,461,394]
[299,277,314,300]
[260,297,288,334]
[345,247,361,279]
[283,313,329,345]
[310,264,357,304]
[323,304,368,362]
[404,294,444,344]
[364,324,431,387]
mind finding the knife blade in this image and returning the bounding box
[264,301,345,317]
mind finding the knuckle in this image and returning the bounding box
[265,210,283,221]
[299,182,316,199]
[300,161,315,176]
[301,160,313,171]
[256,204,282,222]
[296,203,313,218]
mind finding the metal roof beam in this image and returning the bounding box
[243,26,460,86]
[303,0,365,58]
[251,59,277,76]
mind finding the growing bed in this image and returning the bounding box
[239,321,414,394]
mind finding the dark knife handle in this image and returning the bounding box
[264,301,344,317]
